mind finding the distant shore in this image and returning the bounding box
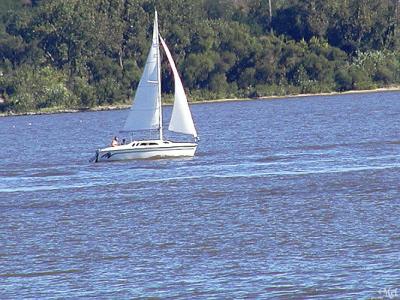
[198,86,400,103]
[1,86,399,117]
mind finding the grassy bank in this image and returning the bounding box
[1,86,399,118]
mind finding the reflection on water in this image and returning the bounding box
[1,91,400,298]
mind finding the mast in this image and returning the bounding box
[155,10,163,141]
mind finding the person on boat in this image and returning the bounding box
[111,136,119,147]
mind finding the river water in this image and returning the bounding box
[1,91,400,299]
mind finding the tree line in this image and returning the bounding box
[0,0,399,113]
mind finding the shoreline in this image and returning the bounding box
[1,86,399,117]
[197,86,400,104]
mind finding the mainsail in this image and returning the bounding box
[122,12,161,132]
[159,36,198,138]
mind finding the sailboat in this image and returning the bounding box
[93,11,198,162]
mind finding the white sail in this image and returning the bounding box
[122,13,161,132]
[159,36,198,138]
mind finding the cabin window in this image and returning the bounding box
[149,142,157,146]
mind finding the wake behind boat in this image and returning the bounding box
[93,11,198,162]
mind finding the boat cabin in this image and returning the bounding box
[131,140,172,147]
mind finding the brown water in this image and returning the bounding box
[1,91,400,299]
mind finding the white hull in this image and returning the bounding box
[94,140,197,162]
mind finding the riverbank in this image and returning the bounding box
[197,86,400,104]
[1,86,400,117]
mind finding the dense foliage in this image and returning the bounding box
[0,0,399,113]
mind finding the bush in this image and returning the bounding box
[335,69,352,91]
[70,77,96,108]
[348,66,374,90]
[373,66,394,84]
[1,66,77,112]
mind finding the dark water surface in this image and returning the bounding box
[1,92,400,299]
